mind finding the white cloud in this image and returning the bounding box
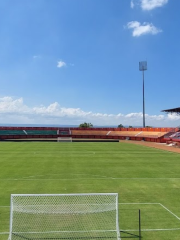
[167,113,180,121]
[0,96,179,127]
[126,21,162,37]
[130,0,135,8]
[0,97,29,113]
[33,55,41,59]
[141,0,168,10]
[57,60,66,68]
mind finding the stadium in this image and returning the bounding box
[0,111,180,240]
[0,123,180,145]
[0,1,180,239]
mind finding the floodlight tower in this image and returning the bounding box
[139,61,147,128]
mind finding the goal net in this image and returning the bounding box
[8,193,121,240]
[57,137,72,142]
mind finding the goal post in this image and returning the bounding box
[8,193,121,240]
[57,137,72,142]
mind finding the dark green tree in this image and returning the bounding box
[79,122,93,128]
[118,124,124,128]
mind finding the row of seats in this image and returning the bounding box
[0,130,57,135]
[169,132,180,139]
[71,130,109,135]
[0,130,25,135]
[109,131,167,137]
[71,130,168,138]
[24,130,57,135]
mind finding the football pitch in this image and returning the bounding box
[0,141,180,240]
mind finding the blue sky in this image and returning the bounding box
[0,0,180,127]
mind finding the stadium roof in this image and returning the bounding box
[161,107,180,115]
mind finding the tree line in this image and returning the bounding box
[79,123,152,128]
[79,123,127,128]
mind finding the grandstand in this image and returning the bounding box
[161,107,180,144]
[1,106,179,143]
[0,126,179,143]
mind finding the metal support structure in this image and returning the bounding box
[139,61,147,128]
[142,70,145,128]
[139,209,141,240]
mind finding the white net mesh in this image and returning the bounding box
[9,193,120,240]
[57,137,72,142]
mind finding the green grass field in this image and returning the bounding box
[0,142,180,240]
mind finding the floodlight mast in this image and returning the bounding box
[139,61,147,128]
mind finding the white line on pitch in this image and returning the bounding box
[1,229,180,235]
[159,203,180,220]
[122,228,180,232]
[1,177,180,181]
[111,178,180,180]
[119,202,180,220]
[119,203,159,205]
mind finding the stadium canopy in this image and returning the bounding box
[161,107,180,115]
